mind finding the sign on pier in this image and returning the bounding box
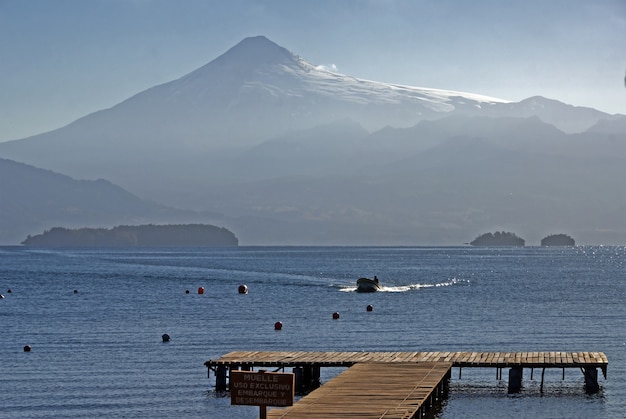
[230,370,294,407]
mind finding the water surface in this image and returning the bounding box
[1,246,623,418]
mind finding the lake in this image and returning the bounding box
[1,246,624,418]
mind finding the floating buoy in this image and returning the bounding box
[23,345,31,352]
[7,289,11,293]
[162,333,171,342]
[197,287,204,295]
[185,290,190,294]
[366,304,373,312]
[73,289,78,294]
[332,312,340,320]
[238,284,248,294]
[274,321,283,331]
[0,294,4,299]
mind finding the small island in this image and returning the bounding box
[470,231,525,247]
[541,234,575,247]
[22,224,239,247]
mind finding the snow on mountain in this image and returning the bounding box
[160,35,509,111]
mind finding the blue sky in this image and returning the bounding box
[1,0,624,141]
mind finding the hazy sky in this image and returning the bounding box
[1,0,624,142]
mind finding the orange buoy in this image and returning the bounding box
[197,286,205,295]
[238,284,248,294]
[274,321,283,330]
[332,312,340,320]
[366,304,373,312]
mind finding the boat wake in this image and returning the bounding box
[340,277,469,292]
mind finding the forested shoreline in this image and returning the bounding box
[22,224,238,247]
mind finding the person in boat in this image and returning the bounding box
[374,276,379,283]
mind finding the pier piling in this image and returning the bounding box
[584,367,599,393]
[508,366,523,393]
[215,365,227,392]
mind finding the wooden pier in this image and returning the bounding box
[267,362,452,419]
[205,351,608,417]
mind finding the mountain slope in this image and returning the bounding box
[0,158,221,244]
[482,96,617,133]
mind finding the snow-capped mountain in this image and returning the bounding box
[0,35,616,156]
[0,36,624,246]
[128,35,510,142]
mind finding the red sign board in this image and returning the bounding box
[230,371,295,407]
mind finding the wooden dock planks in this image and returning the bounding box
[208,350,607,368]
[266,362,452,419]
[206,350,608,379]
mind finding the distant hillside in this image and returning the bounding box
[0,158,225,245]
[22,224,238,247]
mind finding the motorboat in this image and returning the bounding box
[356,276,381,292]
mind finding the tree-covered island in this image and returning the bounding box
[540,234,575,246]
[470,231,525,246]
[22,224,238,247]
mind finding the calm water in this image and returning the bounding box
[0,246,624,418]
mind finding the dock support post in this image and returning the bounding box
[303,366,312,391]
[311,365,321,390]
[215,365,228,392]
[540,368,546,393]
[583,367,600,393]
[293,367,303,394]
[294,365,321,394]
[508,366,523,393]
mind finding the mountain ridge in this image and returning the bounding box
[0,36,624,245]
